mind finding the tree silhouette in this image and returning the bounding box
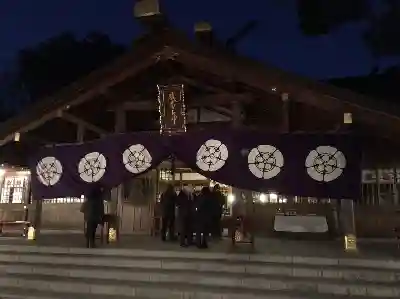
[15,32,126,103]
[296,0,400,58]
[297,0,369,36]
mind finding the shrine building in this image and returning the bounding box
[0,2,399,240]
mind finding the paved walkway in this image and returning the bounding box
[0,231,399,259]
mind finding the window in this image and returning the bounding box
[159,170,173,181]
[0,176,28,204]
[43,195,85,204]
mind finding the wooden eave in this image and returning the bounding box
[0,30,174,145]
[1,28,400,145]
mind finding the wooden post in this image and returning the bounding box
[375,169,381,205]
[281,93,294,204]
[230,100,255,249]
[112,105,126,241]
[281,93,290,132]
[22,174,31,237]
[77,123,85,143]
[76,123,86,234]
[394,168,399,205]
[340,112,358,252]
[231,100,242,129]
[31,198,42,240]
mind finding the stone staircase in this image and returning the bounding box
[0,245,399,298]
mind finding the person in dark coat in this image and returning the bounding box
[83,185,105,248]
[176,185,194,247]
[160,184,177,241]
[194,187,212,249]
[211,184,226,239]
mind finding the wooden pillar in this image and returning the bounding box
[281,93,294,204]
[231,100,242,208]
[112,106,126,240]
[231,100,255,248]
[231,100,242,128]
[77,123,85,143]
[375,169,381,205]
[281,93,290,132]
[340,112,357,252]
[394,168,399,205]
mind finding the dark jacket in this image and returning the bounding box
[160,189,176,218]
[176,190,193,219]
[84,188,105,224]
[211,190,226,216]
[194,188,213,231]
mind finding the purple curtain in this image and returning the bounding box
[172,130,361,199]
[30,129,361,200]
[31,132,168,199]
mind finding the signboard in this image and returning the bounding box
[157,84,187,135]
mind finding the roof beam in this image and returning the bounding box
[60,112,108,136]
[109,93,251,111]
[0,112,59,146]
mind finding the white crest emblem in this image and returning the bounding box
[123,144,152,174]
[248,145,284,179]
[305,146,346,182]
[78,152,107,183]
[36,156,63,186]
[196,139,228,172]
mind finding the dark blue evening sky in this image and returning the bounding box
[1,0,399,79]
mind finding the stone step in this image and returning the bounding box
[0,248,399,284]
[0,287,148,299]
[1,263,400,298]
[0,254,398,284]
[0,245,399,298]
[1,273,399,299]
[0,244,399,270]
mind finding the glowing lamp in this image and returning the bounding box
[343,113,352,124]
[108,227,117,242]
[227,194,235,204]
[27,226,36,240]
[344,234,357,252]
[269,193,278,200]
[259,193,267,203]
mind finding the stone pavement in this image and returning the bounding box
[0,230,399,259]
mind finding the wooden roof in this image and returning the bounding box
[1,27,400,145]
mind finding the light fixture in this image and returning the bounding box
[227,193,235,204]
[269,193,278,200]
[259,193,267,203]
[16,170,31,176]
[343,112,352,124]
[14,132,20,142]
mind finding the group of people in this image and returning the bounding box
[80,182,227,249]
[160,184,226,249]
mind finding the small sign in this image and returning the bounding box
[157,84,187,135]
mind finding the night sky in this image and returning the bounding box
[1,0,399,79]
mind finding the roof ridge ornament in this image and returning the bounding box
[153,46,179,63]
